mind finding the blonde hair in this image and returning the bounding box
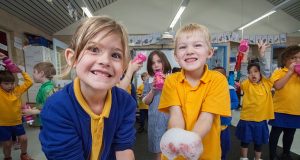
[65,16,129,75]
[174,23,211,54]
[33,62,56,80]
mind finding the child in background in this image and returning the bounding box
[39,16,136,160]
[213,66,239,160]
[235,41,274,160]
[136,72,149,133]
[22,62,56,128]
[142,50,171,160]
[0,52,33,160]
[158,23,231,160]
[268,45,300,160]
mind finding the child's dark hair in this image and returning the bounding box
[280,45,300,68]
[0,70,15,83]
[33,62,56,80]
[146,50,171,76]
[247,63,260,73]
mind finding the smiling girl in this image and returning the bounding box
[39,16,136,160]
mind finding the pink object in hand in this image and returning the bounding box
[133,53,147,64]
[3,58,21,73]
[154,71,164,90]
[238,39,249,53]
[22,104,34,125]
[295,64,300,75]
[160,128,203,160]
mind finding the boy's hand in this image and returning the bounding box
[160,128,203,160]
[22,107,40,116]
[257,40,270,58]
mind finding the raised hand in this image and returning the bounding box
[257,40,270,58]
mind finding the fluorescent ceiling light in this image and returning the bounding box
[169,6,186,29]
[238,10,276,30]
[81,7,93,17]
[169,0,189,29]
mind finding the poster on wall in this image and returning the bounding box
[249,35,256,44]
[279,33,287,43]
[0,31,8,56]
[274,35,280,44]
[268,35,274,44]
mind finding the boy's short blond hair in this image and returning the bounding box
[174,23,211,54]
[34,62,56,80]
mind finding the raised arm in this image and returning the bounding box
[257,41,271,77]
[239,50,249,82]
[118,60,142,90]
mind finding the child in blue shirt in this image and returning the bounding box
[39,16,136,160]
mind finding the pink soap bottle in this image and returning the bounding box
[133,53,147,64]
[3,57,21,73]
[154,71,164,90]
[22,104,34,125]
[238,39,249,53]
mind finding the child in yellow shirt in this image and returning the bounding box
[268,45,300,160]
[0,52,33,160]
[235,41,274,160]
[158,23,231,160]
[136,72,149,133]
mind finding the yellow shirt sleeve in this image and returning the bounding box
[14,72,33,95]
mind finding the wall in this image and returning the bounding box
[53,35,72,46]
[0,8,52,65]
[0,8,53,104]
[287,37,300,46]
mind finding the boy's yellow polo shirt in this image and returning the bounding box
[240,77,274,121]
[137,84,148,110]
[271,68,300,115]
[74,78,112,160]
[159,65,231,160]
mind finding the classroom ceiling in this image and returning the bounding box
[0,0,299,36]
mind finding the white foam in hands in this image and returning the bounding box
[160,128,203,160]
